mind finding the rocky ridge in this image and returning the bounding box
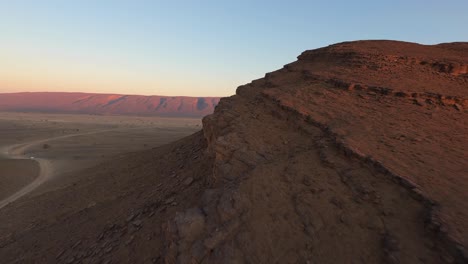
[164,40,468,263]
[0,40,466,263]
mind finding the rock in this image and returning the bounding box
[71,240,82,249]
[303,177,312,186]
[382,233,400,263]
[56,249,66,259]
[454,103,463,111]
[203,220,240,250]
[165,197,175,204]
[87,201,96,208]
[131,220,142,227]
[382,233,399,251]
[329,197,343,209]
[126,213,136,222]
[442,253,455,263]
[413,98,424,106]
[339,215,348,225]
[183,177,194,186]
[105,246,113,253]
[125,235,134,245]
[457,245,468,260]
[174,208,206,242]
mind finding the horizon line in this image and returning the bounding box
[0,91,227,98]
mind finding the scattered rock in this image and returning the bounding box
[329,197,343,209]
[125,235,134,245]
[454,103,463,111]
[105,246,113,253]
[412,98,424,106]
[183,177,194,186]
[131,220,142,227]
[165,197,175,204]
[174,208,206,242]
[339,215,348,225]
[126,213,136,222]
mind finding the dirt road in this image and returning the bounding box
[0,130,114,209]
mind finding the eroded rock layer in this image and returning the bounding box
[0,40,466,263]
[165,40,468,263]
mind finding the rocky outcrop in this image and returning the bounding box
[0,92,220,117]
[162,40,468,263]
[1,40,467,264]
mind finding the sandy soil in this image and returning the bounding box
[0,112,201,208]
[0,160,38,201]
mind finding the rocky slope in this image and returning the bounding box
[0,40,467,263]
[0,92,220,117]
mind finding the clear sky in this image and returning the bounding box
[0,1,467,96]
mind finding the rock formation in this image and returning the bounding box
[0,40,466,263]
[163,40,468,263]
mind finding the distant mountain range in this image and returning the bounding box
[0,92,221,117]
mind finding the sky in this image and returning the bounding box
[0,1,467,97]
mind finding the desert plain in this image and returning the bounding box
[0,112,200,208]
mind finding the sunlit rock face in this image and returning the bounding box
[163,40,468,263]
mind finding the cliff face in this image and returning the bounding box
[0,40,467,263]
[165,40,468,263]
[0,92,220,117]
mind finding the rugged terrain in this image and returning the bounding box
[0,40,467,263]
[0,92,220,117]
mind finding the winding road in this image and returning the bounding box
[0,129,114,210]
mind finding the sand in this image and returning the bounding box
[0,160,39,201]
[0,111,201,207]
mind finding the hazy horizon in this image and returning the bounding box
[1,1,467,97]
[0,90,222,97]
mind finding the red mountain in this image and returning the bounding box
[0,92,221,117]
